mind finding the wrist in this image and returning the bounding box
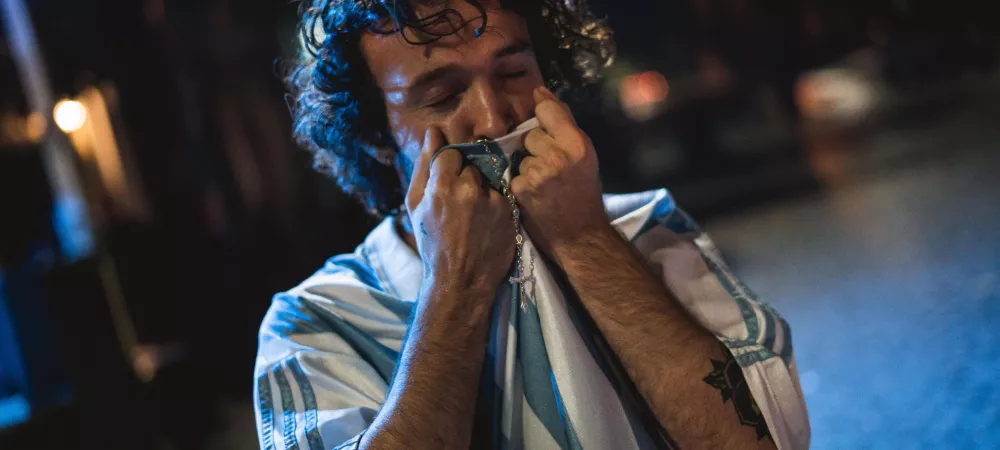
[424,255,506,294]
[415,274,496,335]
[549,221,621,265]
[425,271,498,300]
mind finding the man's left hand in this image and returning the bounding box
[512,86,611,257]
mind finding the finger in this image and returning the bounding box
[428,148,463,192]
[510,171,530,197]
[518,154,555,181]
[523,128,560,161]
[488,188,512,223]
[534,85,572,115]
[533,86,577,138]
[457,165,485,199]
[512,156,553,199]
[406,127,445,210]
[488,186,506,207]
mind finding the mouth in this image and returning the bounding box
[494,117,539,157]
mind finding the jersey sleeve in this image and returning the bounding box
[633,206,811,450]
[253,263,411,450]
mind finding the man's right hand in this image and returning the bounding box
[405,128,516,310]
[361,129,515,450]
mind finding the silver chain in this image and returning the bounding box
[488,151,534,311]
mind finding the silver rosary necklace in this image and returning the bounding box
[486,149,535,311]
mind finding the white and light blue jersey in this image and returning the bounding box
[253,189,810,449]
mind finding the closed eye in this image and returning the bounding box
[499,70,527,79]
[424,92,461,110]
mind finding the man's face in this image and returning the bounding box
[360,1,544,180]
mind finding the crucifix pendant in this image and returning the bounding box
[509,273,534,311]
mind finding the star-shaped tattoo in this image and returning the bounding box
[703,348,772,440]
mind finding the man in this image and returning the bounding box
[254,0,810,449]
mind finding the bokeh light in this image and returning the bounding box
[621,70,670,108]
[620,70,670,121]
[53,99,87,133]
[25,112,46,141]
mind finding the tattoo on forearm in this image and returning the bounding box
[703,346,771,440]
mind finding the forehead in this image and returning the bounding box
[359,4,531,90]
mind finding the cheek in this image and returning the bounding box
[387,110,459,179]
[386,111,421,175]
[510,94,539,124]
[389,108,468,152]
[509,71,545,121]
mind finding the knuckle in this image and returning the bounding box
[534,100,555,117]
[434,149,461,170]
[567,132,586,150]
[566,149,584,165]
[461,166,480,181]
[532,164,552,180]
[516,160,533,178]
[528,176,544,190]
[455,182,478,203]
[567,135,590,161]
[548,152,568,169]
[524,130,541,148]
[510,178,527,196]
[431,182,450,200]
[518,169,544,191]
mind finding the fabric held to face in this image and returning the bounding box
[429,118,540,192]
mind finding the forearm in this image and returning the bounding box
[360,277,493,450]
[551,226,774,449]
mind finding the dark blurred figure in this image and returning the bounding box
[0,147,59,410]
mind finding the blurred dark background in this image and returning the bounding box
[1,0,998,448]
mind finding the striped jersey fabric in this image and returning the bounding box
[253,188,810,450]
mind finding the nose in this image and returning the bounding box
[466,79,514,140]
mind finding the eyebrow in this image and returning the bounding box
[405,39,534,91]
[494,39,533,59]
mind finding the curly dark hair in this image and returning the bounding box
[288,0,615,217]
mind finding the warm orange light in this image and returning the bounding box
[25,112,46,141]
[621,71,670,108]
[54,99,87,132]
[620,70,670,121]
